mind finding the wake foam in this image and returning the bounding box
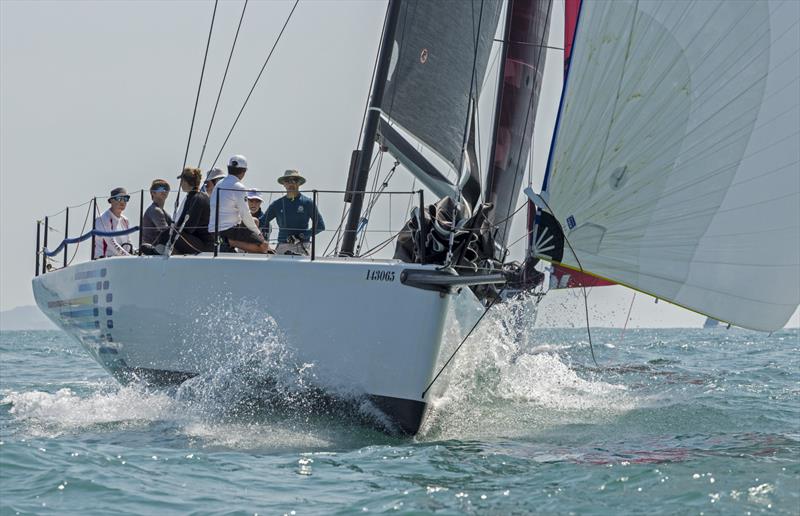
[1,385,175,436]
[419,292,634,440]
[3,298,390,447]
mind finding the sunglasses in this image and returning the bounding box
[110,195,131,202]
[151,187,169,193]
[283,178,300,184]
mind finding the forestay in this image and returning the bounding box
[540,0,800,331]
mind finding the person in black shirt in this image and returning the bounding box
[172,167,214,254]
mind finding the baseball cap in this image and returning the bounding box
[228,155,248,169]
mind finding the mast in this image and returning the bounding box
[340,0,403,257]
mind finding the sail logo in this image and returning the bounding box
[420,48,429,64]
[566,216,576,229]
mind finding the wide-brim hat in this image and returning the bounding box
[205,167,226,182]
[277,169,306,186]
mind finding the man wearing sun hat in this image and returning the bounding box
[94,187,132,258]
[208,155,270,254]
[202,167,226,197]
[261,169,325,255]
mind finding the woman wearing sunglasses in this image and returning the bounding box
[94,187,132,258]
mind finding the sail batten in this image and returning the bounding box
[539,0,800,331]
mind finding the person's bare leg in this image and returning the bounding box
[228,239,270,254]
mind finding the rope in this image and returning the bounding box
[176,0,219,216]
[210,0,300,169]
[529,194,600,367]
[197,0,248,168]
[618,292,637,343]
[421,285,507,399]
[44,226,141,257]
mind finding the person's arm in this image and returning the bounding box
[262,203,276,241]
[93,216,104,258]
[154,207,170,230]
[302,198,325,240]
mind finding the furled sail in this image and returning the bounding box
[484,0,552,252]
[539,0,800,331]
[378,0,502,202]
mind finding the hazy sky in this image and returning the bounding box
[1,0,797,328]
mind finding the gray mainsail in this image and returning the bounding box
[378,0,502,200]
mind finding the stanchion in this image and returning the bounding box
[63,207,70,268]
[417,190,426,263]
[311,190,317,261]
[35,221,41,277]
[214,188,220,257]
[91,197,97,260]
[138,189,144,255]
[42,216,49,275]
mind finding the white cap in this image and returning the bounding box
[245,189,264,202]
[228,155,248,169]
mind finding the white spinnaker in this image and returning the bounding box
[542,0,800,331]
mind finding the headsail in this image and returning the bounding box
[484,0,553,252]
[378,0,502,206]
[539,0,800,331]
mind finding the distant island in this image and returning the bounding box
[0,306,58,331]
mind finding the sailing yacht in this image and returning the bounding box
[32,0,800,435]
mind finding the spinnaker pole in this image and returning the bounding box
[340,0,402,257]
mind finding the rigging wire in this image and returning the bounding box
[421,285,507,399]
[66,202,93,266]
[176,0,219,215]
[210,0,300,169]
[526,192,600,367]
[327,150,382,255]
[197,0,249,168]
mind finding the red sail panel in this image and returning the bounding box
[550,265,614,289]
[564,0,581,70]
[484,0,552,254]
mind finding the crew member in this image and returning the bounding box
[203,167,226,197]
[208,155,270,254]
[172,167,214,254]
[261,169,325,255]
[141,179,172,246]
[94,187,132,258]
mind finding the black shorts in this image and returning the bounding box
[220,224,266,245]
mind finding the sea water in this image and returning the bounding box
[1,300,798,514]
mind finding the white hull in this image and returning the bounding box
[32,254,452,433]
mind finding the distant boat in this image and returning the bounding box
[703,317,720,329]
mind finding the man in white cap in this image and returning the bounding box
[94,187,132,258]
[246,189,269,239]
[208,155,270,253]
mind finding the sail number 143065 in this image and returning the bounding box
[365,269,395,282]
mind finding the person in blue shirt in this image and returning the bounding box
[261,169,325,255]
